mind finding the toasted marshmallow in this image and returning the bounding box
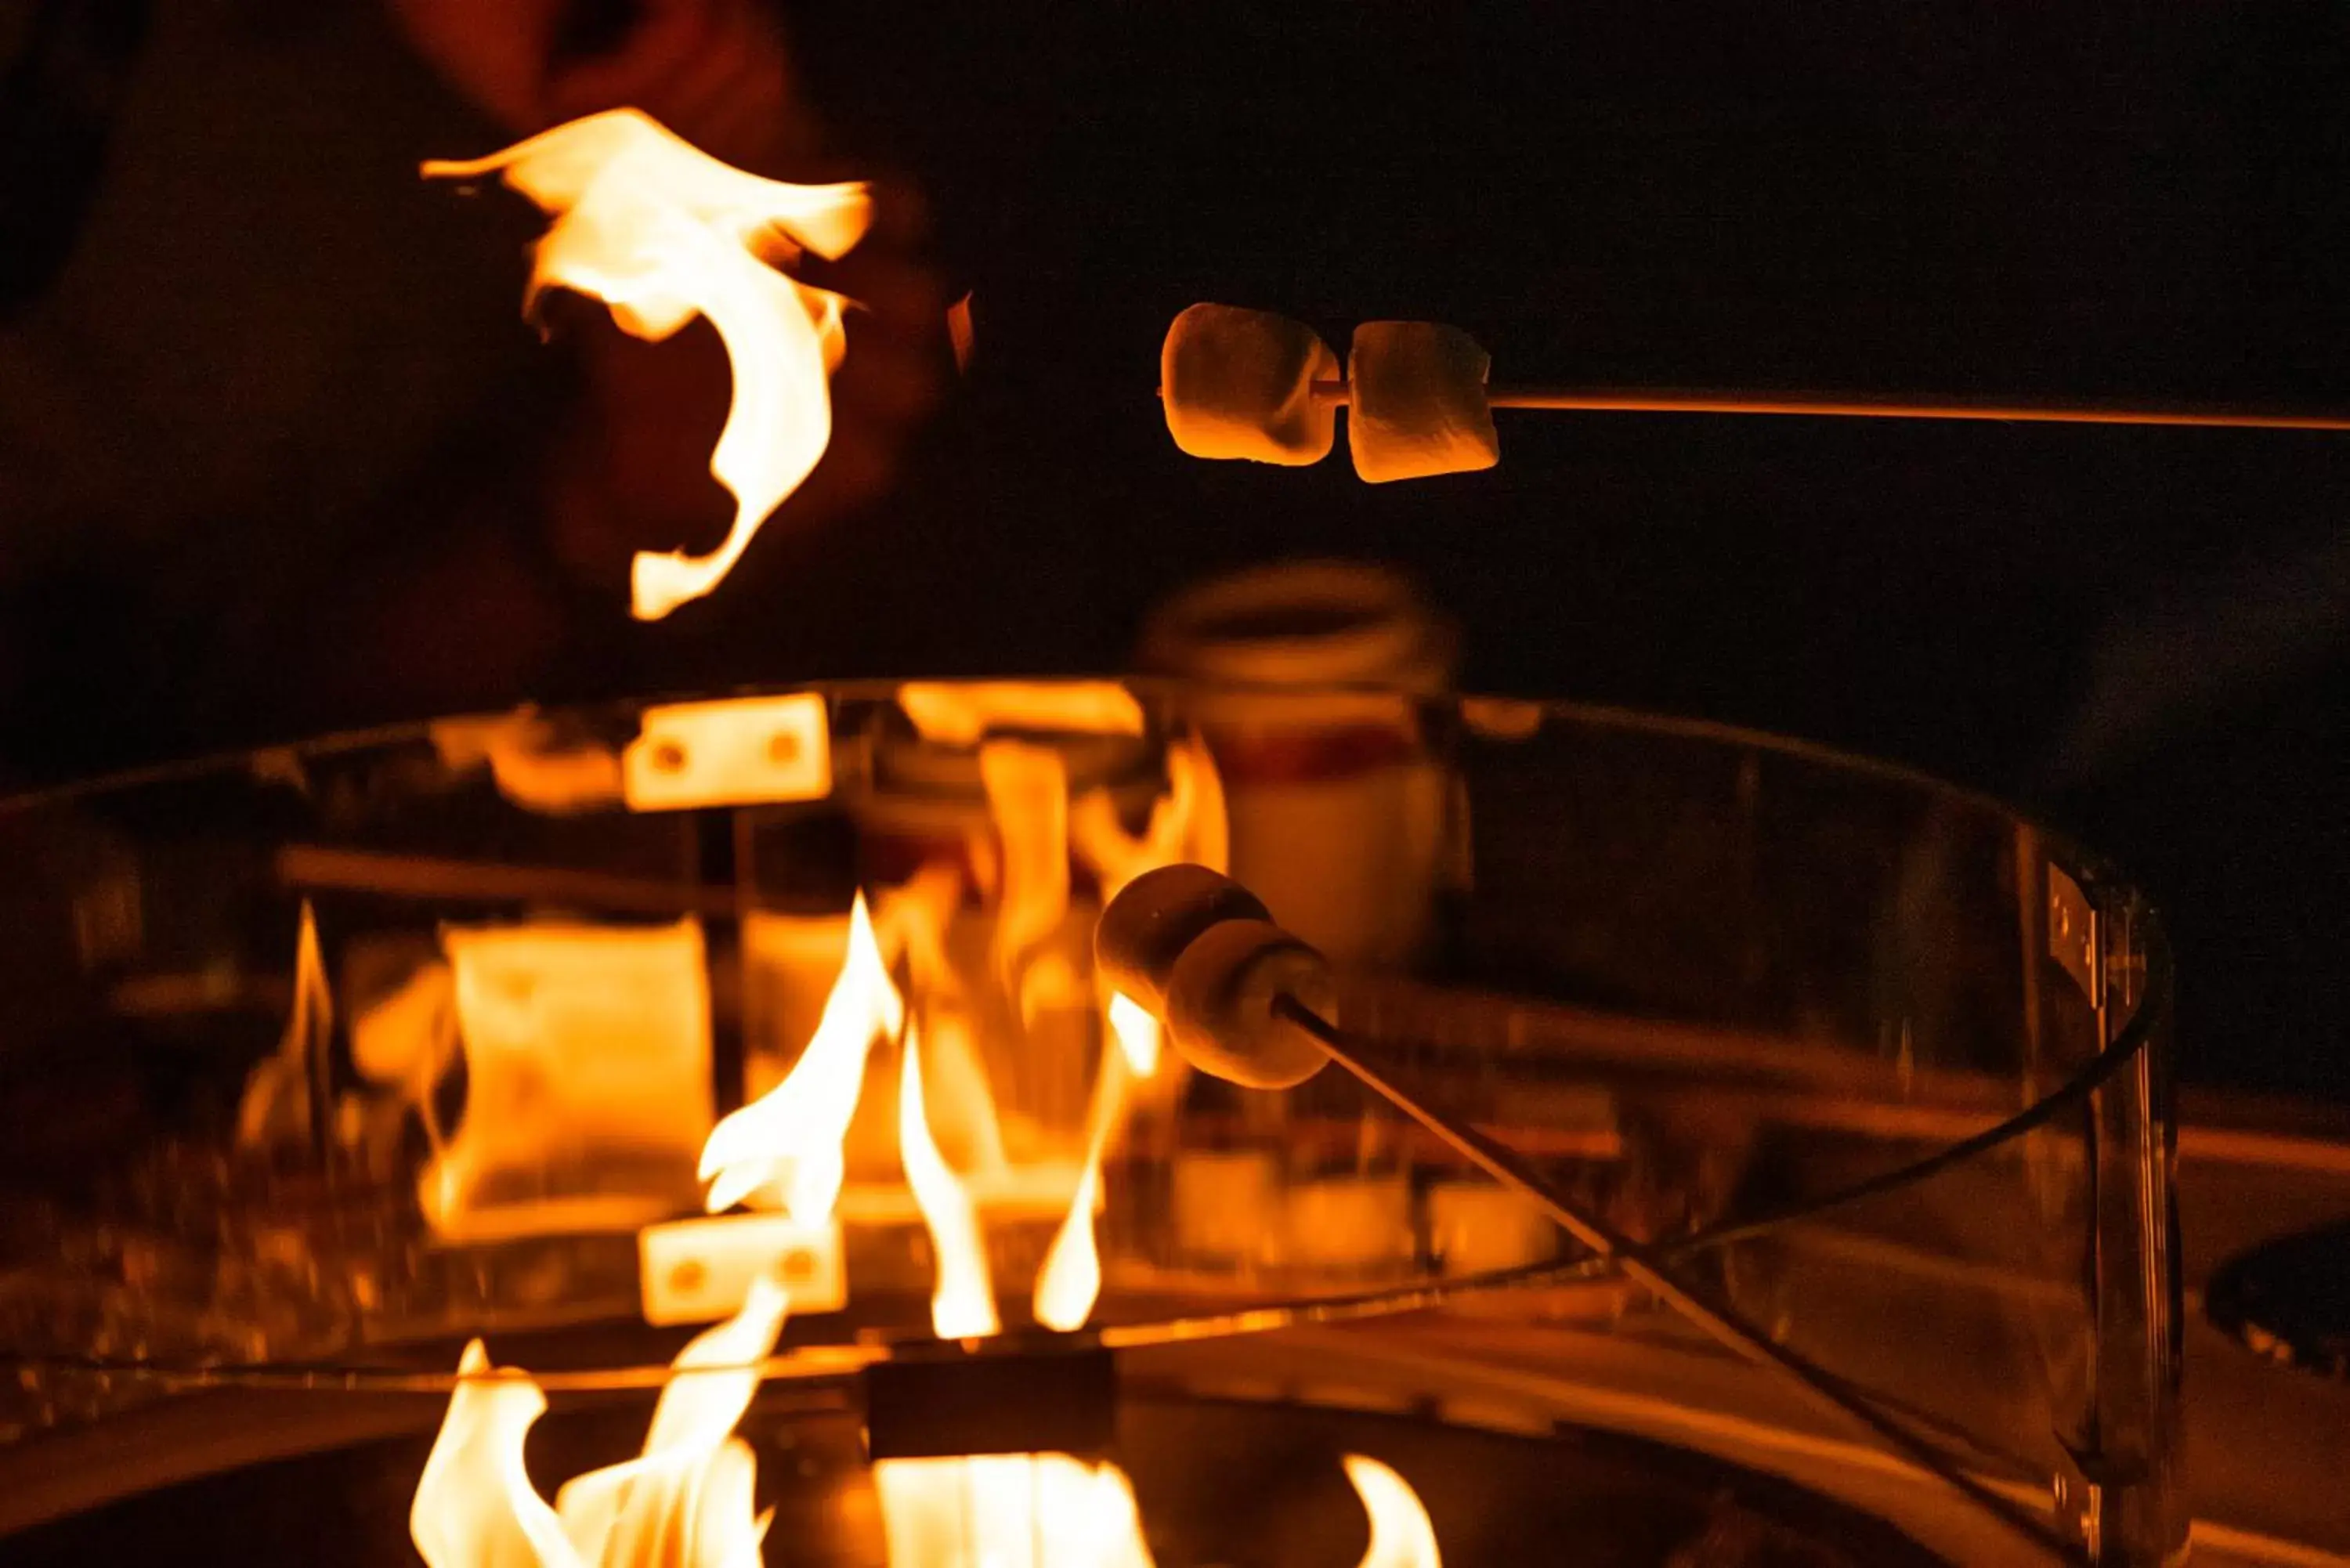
[1161,303,1340,465]
[1346,321,1499,482]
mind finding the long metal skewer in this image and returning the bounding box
[1307,378,2350,431]
[1269,992,2077,1562]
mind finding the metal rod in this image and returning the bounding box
[1303,378,2350,432]
[1270,992,2077,1561]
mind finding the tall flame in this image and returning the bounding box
[552,1279,790,1568]
[422,110,871,620]
[898,1023,1001,1340]
[1030,998,1158,1331]
[410,1277,788,1568]
[977,739,1072,1011]
[1343,1455,1443,1568]
[1034,731,1228,1331]
[701,893,901,1217]
[411,1341,574,1568]
[236,899,334,1148]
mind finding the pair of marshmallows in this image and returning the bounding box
[1161,304,1500,482]
[1095,864,1335,1091]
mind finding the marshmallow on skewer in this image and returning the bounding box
[1095,864,1333,1090]
[1160,304,1340,465]
[1093,863,1271,1017]
[1347,320,1501,482]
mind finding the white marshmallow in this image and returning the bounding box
[1094,862,1271,1018]
[1161,916,1333,1090]
[1161,303,1340,465]
[1346,321,1499,482]
[1097,866,1333,1090]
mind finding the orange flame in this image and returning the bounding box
[410,1341,575,1568]
[898,1022,1002,1340]
[1034,732,1227,1331]
[422,110,870,620]
[701,892,901,1218]
[411,1277,788,1568]
[1343,1454,1443,1568]
[977,739,1072,1010]
[235,899,333,1148]
[1069,732,1228,894]
[1101,996,1159,1082]
[1030,994,1160,1331]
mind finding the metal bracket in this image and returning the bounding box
[2048,864,2101,1008]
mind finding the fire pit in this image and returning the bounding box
[0,680,2179,1564]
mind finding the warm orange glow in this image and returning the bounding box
[702,892,902,1218]
[1070,733,1229,892]
[898,1023,1002,1340]
[897,681,1146,747]
[1343,1454,1443,1568]
[1032,732,1226,1331]
[872,1452,1155,1568]
[1106,991,1162,1078]
[406,690,1296,1565]
[978,739,1072,1006]
[422,110,870,620]
[411,1277,786,1568]
[425,918,714,1241]
[553,1280,788,1565]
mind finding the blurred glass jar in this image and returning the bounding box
[1139,560,1458,967]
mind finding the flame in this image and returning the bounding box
[1033,732,1230,1330]
[977,739,1072,1006]
[236,899,334,1148]
[898,1023,1001,1340]
[1070,733,1229,893]
[410,1342,575,1568]
[701,893,902,1218]
[1343,1455,1442,1568]
[1029,1147,1107,1331]
[552,1280,789,1566]
[1105,992,1162,1078]
[412,1279,789,1568]
[873,1453,1155,1568]
[423,110,870,620]
[874,860,967,999]
[1031,996,1155,1331]
[911,1004,1010,1176]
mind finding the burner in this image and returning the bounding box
[2,1393,1947,1568]
[0,681,2181,1565]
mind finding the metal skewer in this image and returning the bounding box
[1267,990,2077,1561]
[1307,378,2350,432]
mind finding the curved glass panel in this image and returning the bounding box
[0,681,2179,1562]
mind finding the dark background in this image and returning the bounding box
[765,3,2350,1102]
[9,3,2350,1098]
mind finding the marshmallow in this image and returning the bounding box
[1096,865,1334,1089]
[1346,321,1499,482]
[1094,862,1271,1017]
[1163,918,1334,1091]
[1161,303,1340,465]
